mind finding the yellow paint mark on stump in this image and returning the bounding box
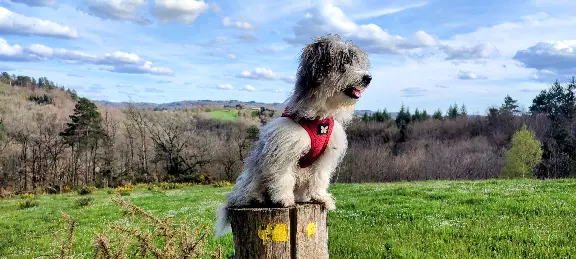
[272,224,289,242]
[258,223,289,242]
[307,222,316,237]
[257,225,270,241]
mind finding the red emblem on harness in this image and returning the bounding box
[281,109,334,168]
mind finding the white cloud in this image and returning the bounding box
[0,7,79,38]
[0,37,174,76]
[439,43,500,60]
[211,3,221,12]
[236,67,294,84]
[145,88,164,93]
[457,70,488,80]
[227,54,237,60]
[401,87,427,97]
[284,3,436,54]
[100,51,143,65]
[217,83,234,90]
[223,17,255,30]
[261,88,286,93]
[234,33,257,42]
[513,41,576,82]
[513,41,576,70]
[153,0,211,24]
[10,0,57,7]
[104,61,175,76]
[0,38,30,61]
[349,2,427,20]
[442,13,576,58]
[242,85,256,92]
[26,44,54,57]
[256,48,274,54]
[80,0,150,24]
[529,69,560,82]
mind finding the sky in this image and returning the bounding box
[0,0,575,114]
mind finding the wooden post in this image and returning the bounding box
[229,203,328,259]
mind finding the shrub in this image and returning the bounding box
[0,188,14,199]
[18,199,39,209]
[21,193,35,199]
[114,185,135,196]
[189,173,215,185]
[63,186,72,193]
[158,182,179,190]
[500,124,543,178]
[46,185,61,194]
[77,186,97,195]
[213,180,233,188]
[75,197,95,207]
[135,183,150,189]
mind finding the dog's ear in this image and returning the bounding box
[298,40,329,89]
[297,35,340,91]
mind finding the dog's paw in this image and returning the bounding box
[271,195,296,208]
[311,194,336,210]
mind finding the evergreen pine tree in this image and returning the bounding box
[433,109,443,120]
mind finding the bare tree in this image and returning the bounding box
[146,111,213,182]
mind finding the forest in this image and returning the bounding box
[1,72,575,194]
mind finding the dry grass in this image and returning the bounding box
[92,197,220,258]
[49,195,221,258]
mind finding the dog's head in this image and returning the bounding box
[287,34,371,120]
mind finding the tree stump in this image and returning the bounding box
[229,203,328,259]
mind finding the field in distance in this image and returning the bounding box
[208,110,240,120]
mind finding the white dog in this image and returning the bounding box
[215,34,371,237]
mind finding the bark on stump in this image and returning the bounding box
[229,203,328,259]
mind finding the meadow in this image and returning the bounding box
[208,110,239,120]
[1,179,576,258]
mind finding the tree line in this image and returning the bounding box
[1,73,576,194]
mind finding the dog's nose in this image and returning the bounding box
[362,74,372,85]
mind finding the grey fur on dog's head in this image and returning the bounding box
[286,34,371,122]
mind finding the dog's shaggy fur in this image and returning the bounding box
[215,34,371,237]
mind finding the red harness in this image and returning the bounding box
[281,111,334,168]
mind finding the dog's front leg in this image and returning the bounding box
[257,118,311,208]
[264,168,296,207]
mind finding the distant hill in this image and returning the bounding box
[96,99,388,117]
[94,99,286,111]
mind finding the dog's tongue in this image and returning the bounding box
[352,88,362,98]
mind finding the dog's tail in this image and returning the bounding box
[215,202,232,238]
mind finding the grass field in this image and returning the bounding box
[209,110,239,120]
[2,179,576,258]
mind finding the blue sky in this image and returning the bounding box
[1,0,576,114]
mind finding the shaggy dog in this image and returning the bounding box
[215,34,371,237]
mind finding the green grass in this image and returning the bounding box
[209,110,239,120]
[2,179,576,258]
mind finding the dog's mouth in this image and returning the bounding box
[343,87,363,99]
